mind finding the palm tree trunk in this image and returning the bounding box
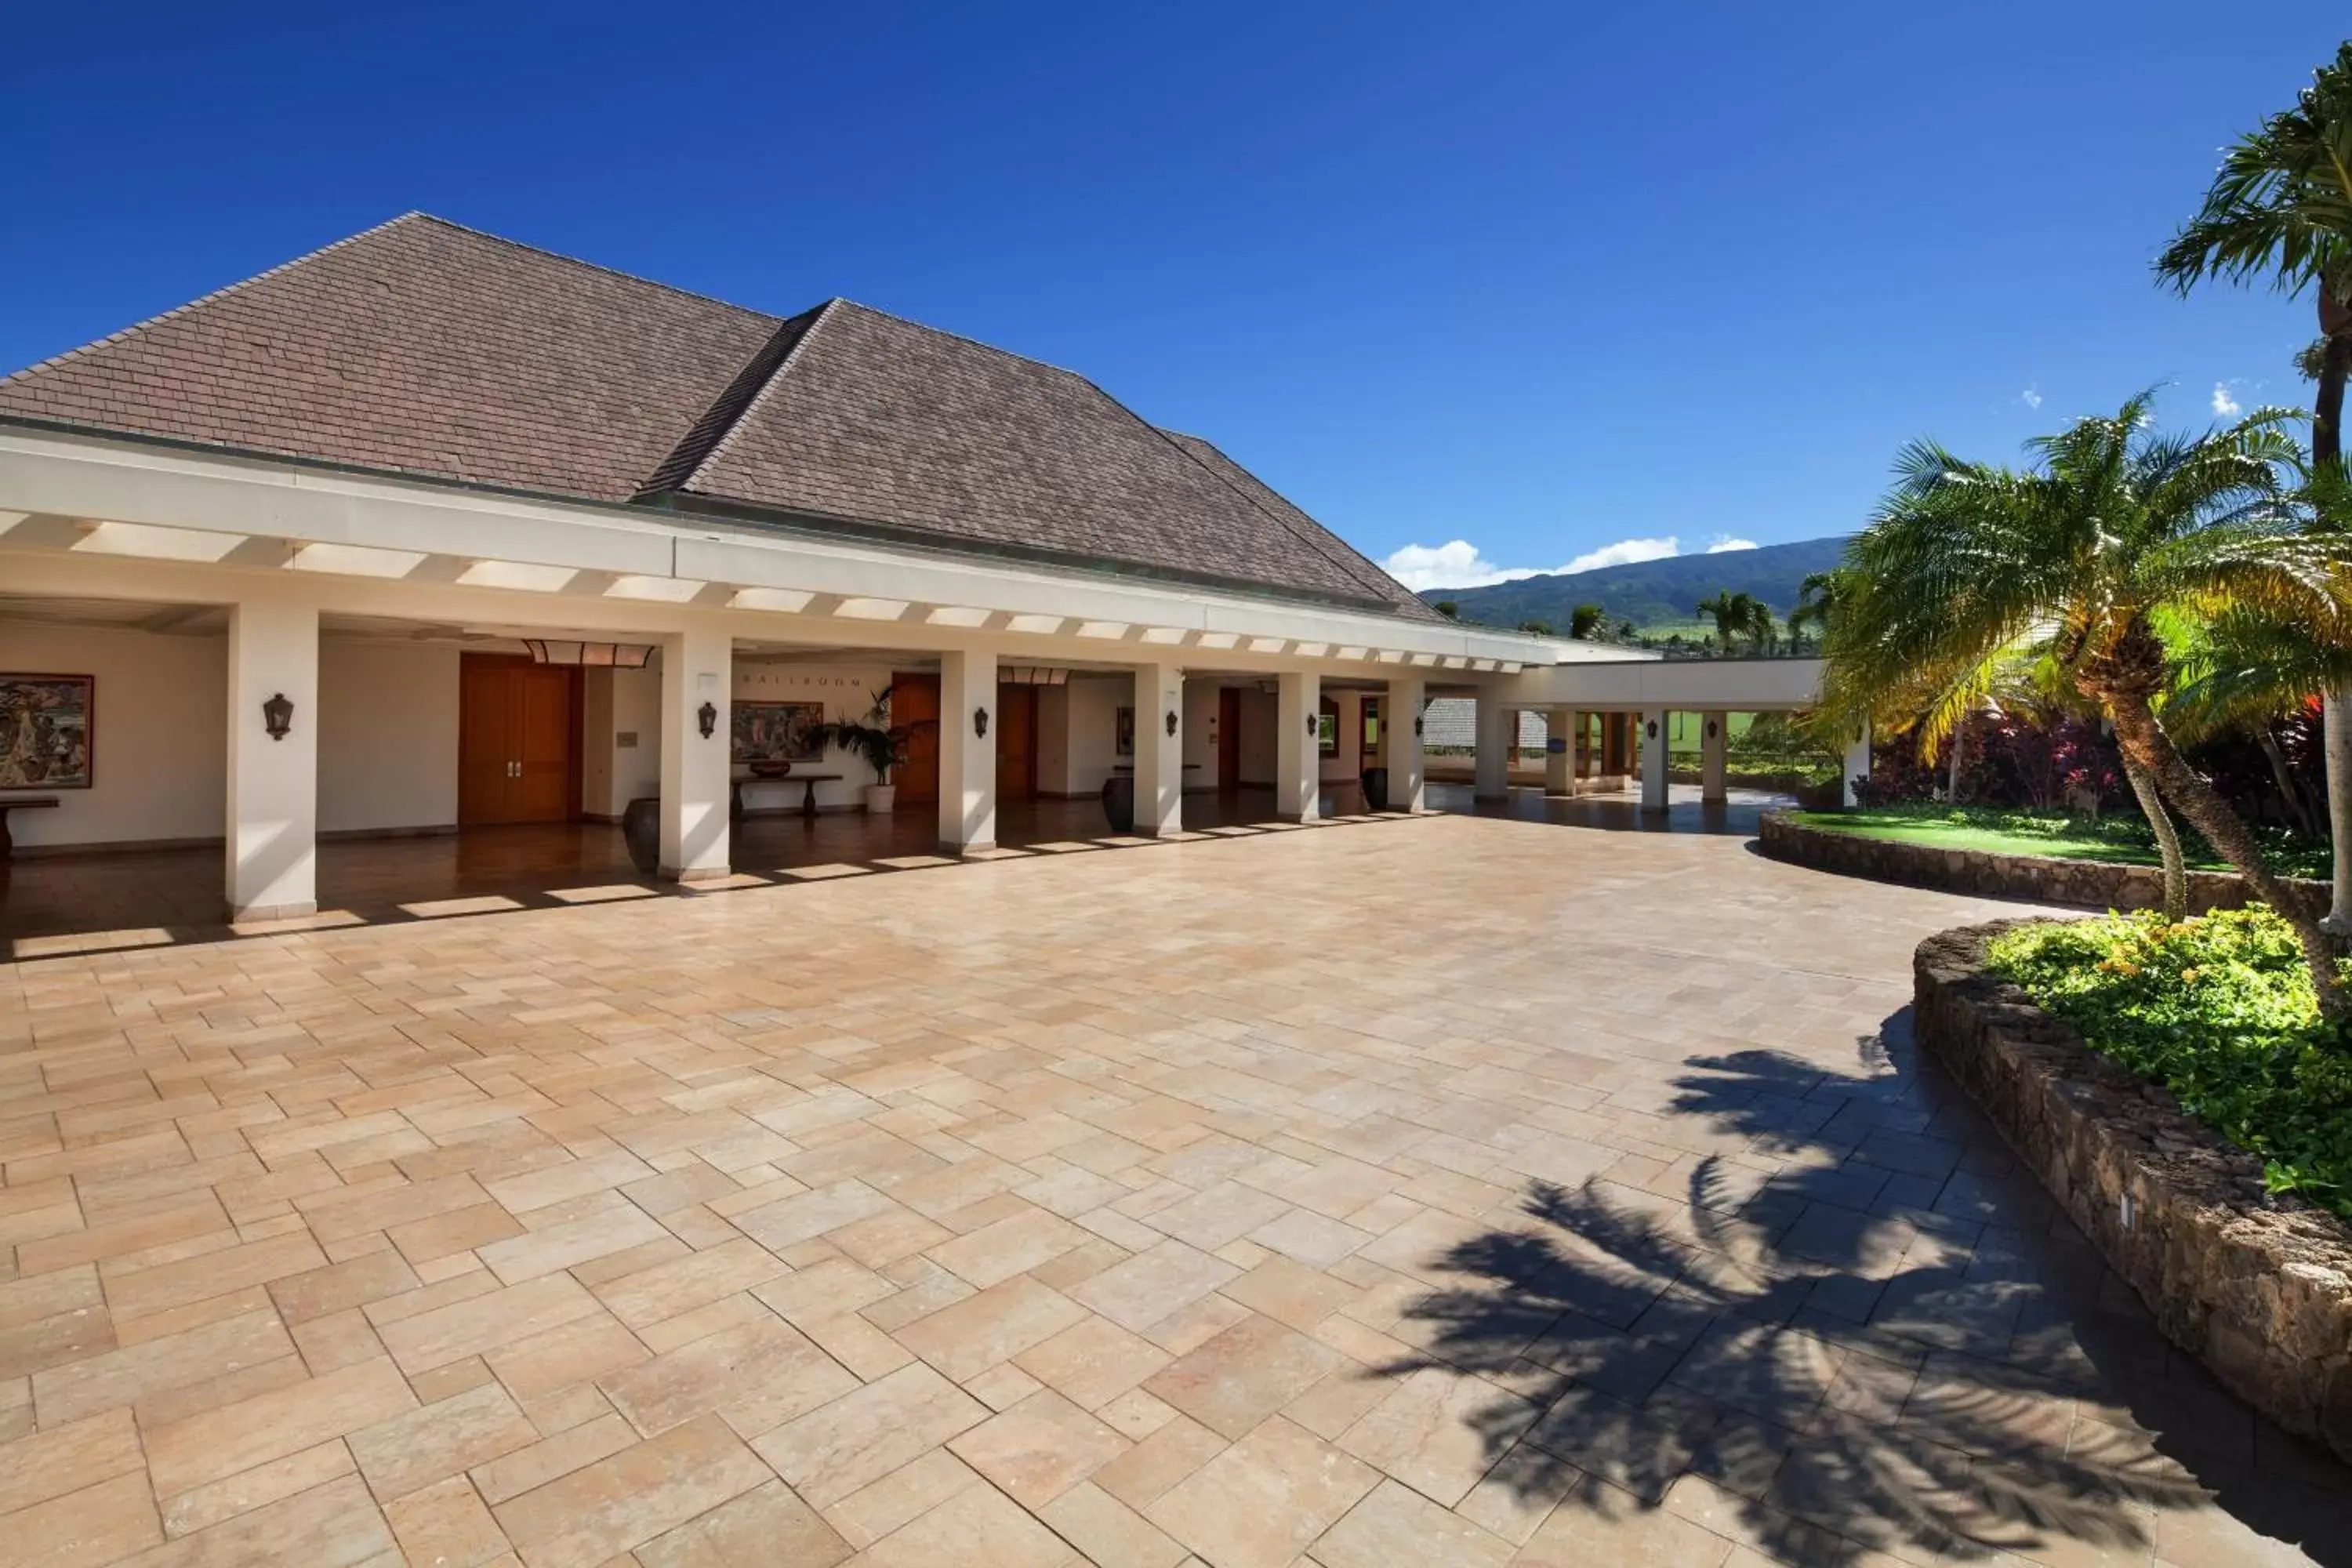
[2120,751,2187,921]
[2255,724,2318,838]
[2312,324,2351,934]
[2107,692,2345,1014]
[1946,721,1966,805]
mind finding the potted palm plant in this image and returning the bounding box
[811,684,932,813]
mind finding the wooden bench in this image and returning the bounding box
[0,796,60,858]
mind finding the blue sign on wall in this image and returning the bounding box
[1546,737,1567,754]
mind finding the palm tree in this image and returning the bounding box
[1787,568,1849,649]
[1744,601,1778,654]
[1820,393,2352,1011]
[1697,590,1766,654]
[2156,41,2352,931]
[1569,603,1606,640]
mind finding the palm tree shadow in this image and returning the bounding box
[1374,1027,2350,1566]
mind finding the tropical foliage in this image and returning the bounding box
[1817,392,2352,1011]
[1695,590,1775,653]
[1990,909,2352,1215]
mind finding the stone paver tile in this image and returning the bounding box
[348,1377,538,1501]
[381,1473,514,1568]
[0,1407,144,1515]
[927,1206,1091,1289]
[470,1411,639,1506]
[1069,1241,1241,1334]
[1144,1312,1346,1440]
[1091,1410,1227,1511]
[751,1361,989,1508]
[1040,1479,1189,1568]
[850,1479,1082,1567]
[601,1313,858,1439]
[143,1356,418,1497]
[477,1204,670,1286]
[1014,1315,1174,1413]
[159,1438,356,1538]
[636,1478,851,1568]
[1508,1479,1736,1568]
[1145,1415,1381,1568]
[1219,1256,1362,1331]
[485,1312,651,1404]
[1337,1365,1542,1508]
[5,1470,162,1567]
[821,1449,983,1549]
[490,1411,771,1568]
[592,1238,786,1329]
[732,1180,896,1253]
[1145,1182,1295,1252]
[751,1258,897,1323]
[31,1309,296,1427]
[948,1387,1131,1505]
[372,1273,603,1373]
[1310,1477,1515,1568]
[266,1249,422,1325]
[103,1231,328,1325]
[893,1275,1089,1383]
[118,1474,397,1568]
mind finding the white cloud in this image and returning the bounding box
[1383,532,1764,590]
[2211,381,2242,416]
[2020,386,2043,410]
[1379,539,1533,591]
[1560,536,1681,573]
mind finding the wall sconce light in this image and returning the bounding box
[1164,710,1178,738]
[1706,719,1719,739]
[1305,713,1317,735]
[1646,719,1661,740]
[262,691,294,742]
[975,706,990,739]
[697,701,717,739]
[1414,716,1425,737]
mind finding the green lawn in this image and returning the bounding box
[1784,804,2330,880]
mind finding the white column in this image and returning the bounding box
[659,622,731,881]
[1640,708,1670,812]
[1473,692,1510,801]
[1130,660,1183,837]
[1385,676,1425,813]
[1276,670,1321,823]
[1700,710,1730,804]
[225,594,319,921]
[1544,706,1573,796]
[939,648,998,851]
[1842,720,1873,808]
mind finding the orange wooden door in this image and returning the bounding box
[995,684,1036,800]
[459,655,517,826]
[892,673,940,808]
[512,663,576,822]
[1218,688,1240,790]
[459,655,578,826]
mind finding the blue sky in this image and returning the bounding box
[4,4,2344,590]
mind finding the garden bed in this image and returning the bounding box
[1760,808,2326,913]
[1915,920,2352,1461]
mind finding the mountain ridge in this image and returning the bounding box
[1419,535,1849,630]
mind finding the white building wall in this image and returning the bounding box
[0,622,226,850]
[1061,674,1123,799]
[1181,679,1218,790]
[318,641,458,834]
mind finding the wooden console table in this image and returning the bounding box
[731,773,844,820]
[0,797,60,858]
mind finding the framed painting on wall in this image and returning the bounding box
[731,700,826,764]
[1116,706,1134,757]
[1317,698,1339,757]
[0,673,94,789]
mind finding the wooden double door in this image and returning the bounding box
[459,655,580,826]
[881,673,1037,808]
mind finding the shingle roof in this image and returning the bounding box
[0,213,1430,616]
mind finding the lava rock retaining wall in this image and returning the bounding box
[1915,921,2352,1461]
[1761,810,2323,913]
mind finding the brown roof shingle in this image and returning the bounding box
[0,214,1430,616]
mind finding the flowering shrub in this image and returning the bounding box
[1987,909,2352,1216]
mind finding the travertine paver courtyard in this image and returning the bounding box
[1,808,2345,1567]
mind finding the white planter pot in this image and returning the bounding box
[863,784,896,814]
